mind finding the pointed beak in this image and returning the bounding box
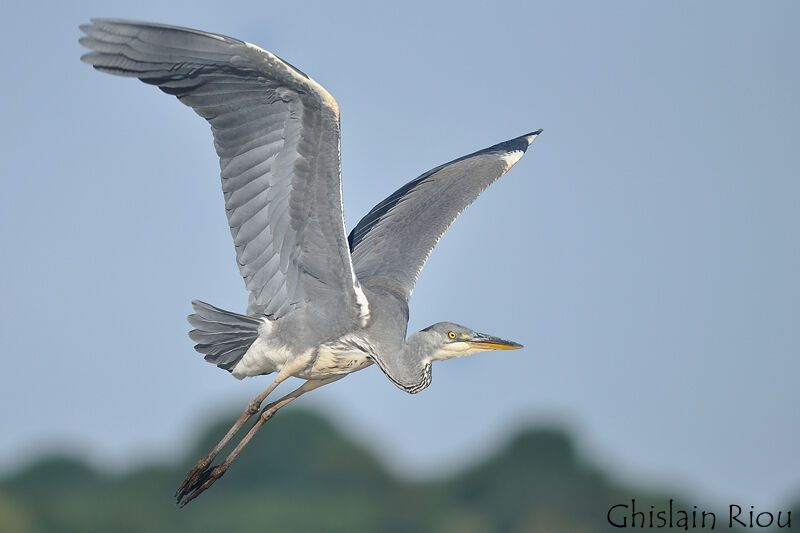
[468,332,523,351]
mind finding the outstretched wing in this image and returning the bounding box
[80,19,369,324]
[348,131,541,301]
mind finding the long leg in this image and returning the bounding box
[176,375,343,507]
[175,366,297,499]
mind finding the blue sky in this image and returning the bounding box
[1,0,798,506]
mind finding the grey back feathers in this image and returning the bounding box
[349,131,541,300]
[80,19,367,322]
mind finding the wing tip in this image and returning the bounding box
[521,129,543,147]
[496,129,542,156]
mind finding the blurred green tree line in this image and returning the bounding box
[0,410,796,532]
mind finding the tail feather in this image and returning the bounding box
[188,329,259,345]
[204,344,249,368]
[188,300,261,372]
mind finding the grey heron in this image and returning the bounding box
[79,19,542,506]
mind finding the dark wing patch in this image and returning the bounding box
[348,131,541,300]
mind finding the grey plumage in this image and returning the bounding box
[79,18,541,505]
[81,19,365,322]
[188,300,261,371]
[349,133,541,300]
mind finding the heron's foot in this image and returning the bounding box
[175,456,213,502]
[176,462,229,507]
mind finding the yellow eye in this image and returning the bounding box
[448,331,457,339]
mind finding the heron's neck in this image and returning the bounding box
[403,330,441,365]
[375,331,438,394]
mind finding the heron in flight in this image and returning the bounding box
[79,19,542,506]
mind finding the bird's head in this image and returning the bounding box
[421,322,523,362]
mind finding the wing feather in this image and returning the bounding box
[81,19,368,322]
[348,131,541,300]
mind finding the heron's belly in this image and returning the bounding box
[232,337,294,379]
[233,333,374,380]
[298,345,374,380]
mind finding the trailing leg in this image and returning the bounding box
[175,369,292,501]
[176,376,343,507]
